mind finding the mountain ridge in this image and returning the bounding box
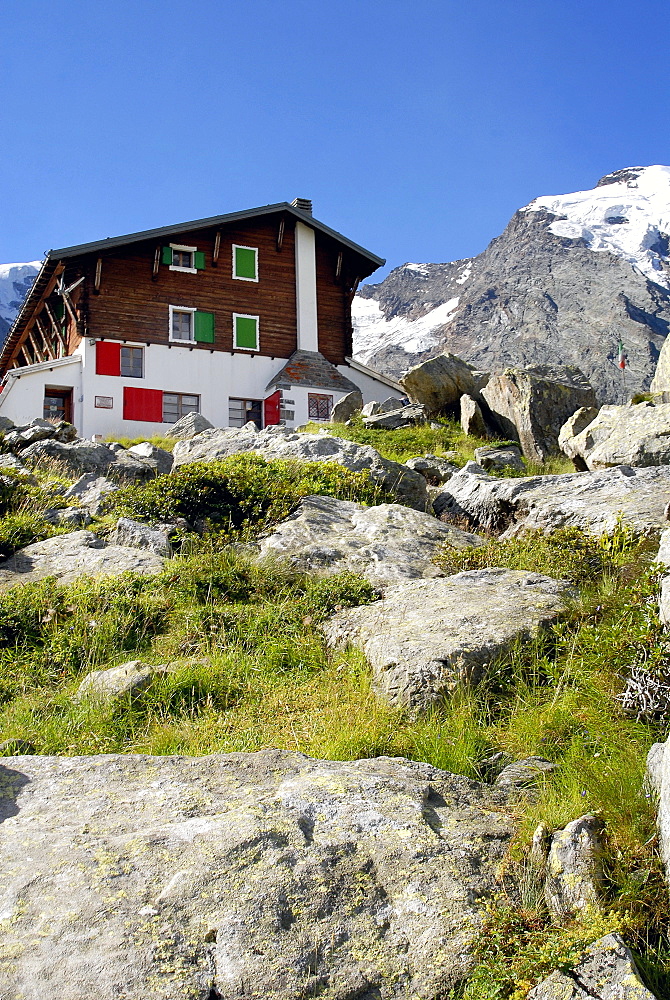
[353,166,670,403]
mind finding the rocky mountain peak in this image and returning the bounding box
[353,166,670,403]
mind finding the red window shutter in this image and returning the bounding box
[123,387,163,422]
[96,341,121,376]
[264,390,281,426]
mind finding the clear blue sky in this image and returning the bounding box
[1,0,669,279]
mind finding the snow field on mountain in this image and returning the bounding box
[524,164,670,287]
[0,261,40,327]
[352,295,460,362]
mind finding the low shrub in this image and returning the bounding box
[435,526,644,586]
[104,454,391,538]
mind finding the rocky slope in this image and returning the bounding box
[0,261,40,342]
[354,166,670,403]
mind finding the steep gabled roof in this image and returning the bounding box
[49,202,385,267]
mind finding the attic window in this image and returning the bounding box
[162,244,205,273]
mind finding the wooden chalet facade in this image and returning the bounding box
[0,199,399,437]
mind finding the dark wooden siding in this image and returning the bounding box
[315,233,350,365]
[81,216,303,358]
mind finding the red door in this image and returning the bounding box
[264,390,281,426]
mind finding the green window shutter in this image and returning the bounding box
[194,311,215,343]
[234,315,258,350]
[194,251,206,270]
[161,246,173,266]
[234,246,257,280]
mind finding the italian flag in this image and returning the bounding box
[618,340,626,370]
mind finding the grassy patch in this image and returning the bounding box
[436,525,646,585]
[104,434,177,452]
[313,417,574,475]
[0,447,667,994]
[311,416,488,464]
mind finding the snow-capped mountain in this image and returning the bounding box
[0,261,41,342]
[354,166,670,402]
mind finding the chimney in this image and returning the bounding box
[291,197,312,216]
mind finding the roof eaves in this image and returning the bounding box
[0,257,58,370]
[49,203,385,268]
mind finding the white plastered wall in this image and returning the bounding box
[0,355,83,428]
[295,222,319,352]
[78,340,291,438]
[0,345,403,438]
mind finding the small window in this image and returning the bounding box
[162,392,200,423]
[169,305,196,342]
[233,245,258,282]
[229,398,262,429]
[120,346,143,378]
[308,393,333,421]
[163,243,205,273]
[172,248,193,269]
[233,313,259,351]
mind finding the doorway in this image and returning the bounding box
[228,398,263,429]
[44,387,73,424]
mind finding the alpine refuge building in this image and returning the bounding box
[0,199,399,437]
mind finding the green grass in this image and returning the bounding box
[0,427,667,996]
[103,434,177,451]
[312,416,575,475]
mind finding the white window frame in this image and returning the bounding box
[232,312,260,352]
[232,244,259,282]
[169,304,197,343]
[169,243,198,274]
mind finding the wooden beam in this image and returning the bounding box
[277,218,285,252]
[94,258,102,293]
[19,345,33,366]
[61,289,78,326]
[6,262,65,370]
[346,276,361,305]
[213,231,221,266]
[27,330,45,364]
[44,302,68,354]
[152,247,160,281]
[35,317,57,360]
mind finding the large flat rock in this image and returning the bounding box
[20,439,157,482]
[322,569,572,711]
[171,425,429,510]
[0,750,513,1000]
[258,495,484,587]
[435,463,670,538]
[0,530,165,589]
